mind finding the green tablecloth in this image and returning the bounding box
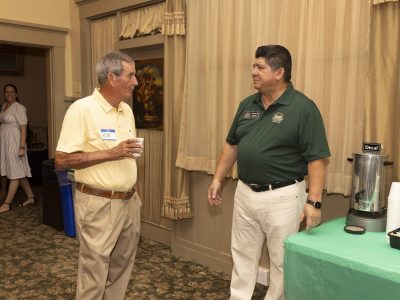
[284,218,400,300]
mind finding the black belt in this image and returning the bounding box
[244,177,304,192]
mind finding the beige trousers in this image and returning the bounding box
[74,190,141,300]
[230,180,306,300]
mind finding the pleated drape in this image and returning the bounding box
[366,1,400,186]
[161,0,191,220]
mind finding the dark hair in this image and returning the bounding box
[96,51,134,85]
[255,45,292,82]
[3,83,19,102]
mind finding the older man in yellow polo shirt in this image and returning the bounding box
[55,51,143,300]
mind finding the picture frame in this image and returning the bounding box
[132,57,163,130]
[0,44,24,76]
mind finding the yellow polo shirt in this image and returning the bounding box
[56,89,137,191]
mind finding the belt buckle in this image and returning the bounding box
[249,183,268,192]
[249,183,259,192]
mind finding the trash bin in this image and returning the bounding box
[56,169,76,238]
[42,159,63,230]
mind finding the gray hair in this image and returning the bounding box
[96,51,134,85]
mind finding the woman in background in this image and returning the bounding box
[0,83,35,213]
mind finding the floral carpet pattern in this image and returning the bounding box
[0,186,267,299]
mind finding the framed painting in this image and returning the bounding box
[0,44,24,76]
[132,57,163,130]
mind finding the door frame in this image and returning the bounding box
[0,18,68,157]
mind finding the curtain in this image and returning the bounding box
[176,0,370,195]
[90,16,168,224]
[372,0,399,4]
[366,1,400,186]
[136,129,164,224]
[176,0,264,177]
[277,0,370,195]
[90,15,117,89]
[161,0,191,220]
[119,2,165,40]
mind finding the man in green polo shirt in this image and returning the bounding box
[208,45,330,300]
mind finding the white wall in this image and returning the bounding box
[0,0,69,27]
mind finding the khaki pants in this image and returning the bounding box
[74,190,141,300]
[230,180,306,300]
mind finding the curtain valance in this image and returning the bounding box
[372,0,399,4]
[119,2,165,40]
[162,11,186,35]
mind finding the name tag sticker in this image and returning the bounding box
[243,111,261,119]
[100,129,116,141]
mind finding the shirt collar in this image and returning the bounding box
[253,82,295,107]
[93,88,124,112]
[275,82,294,106]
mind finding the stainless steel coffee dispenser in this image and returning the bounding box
[346,144,393,232]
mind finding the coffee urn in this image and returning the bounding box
[346,143,394,232]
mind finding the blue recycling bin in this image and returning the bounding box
[56,170,76,238]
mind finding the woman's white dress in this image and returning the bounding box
[0,102,32,179]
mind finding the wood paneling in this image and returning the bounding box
[173,172,236,274]
[172,172,351,275]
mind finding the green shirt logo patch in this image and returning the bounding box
[244,111,261,119]
[272,112,284,123]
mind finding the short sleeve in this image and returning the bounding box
[14,104,28,125]
[226,101,246,145]
[56,103,86,153]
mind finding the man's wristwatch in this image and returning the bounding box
[306,199,322,209]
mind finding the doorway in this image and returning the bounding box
[0,19,67,157]
[0,44,49,184]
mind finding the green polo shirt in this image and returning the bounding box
[227,83,330,184]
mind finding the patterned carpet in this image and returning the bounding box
[0,185,267,299]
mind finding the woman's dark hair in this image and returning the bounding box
[3,83,19,102]
[255,45,292,82]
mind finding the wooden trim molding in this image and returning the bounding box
[141,221,172,246]
[172,237,233,275]
[0,18,68,34]
[0,18,68,48]
[75,0,165,19]
[118,34,164,50]
[0,18,66,158]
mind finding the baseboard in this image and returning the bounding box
[140,221,171,247]
[145,225,270,286]
[171,238,233,275]
[172,238,270,286]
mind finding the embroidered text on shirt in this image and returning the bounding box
[243,111,261,120]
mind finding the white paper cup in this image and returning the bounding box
[386,182,400,243]
[132,137,144,158]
